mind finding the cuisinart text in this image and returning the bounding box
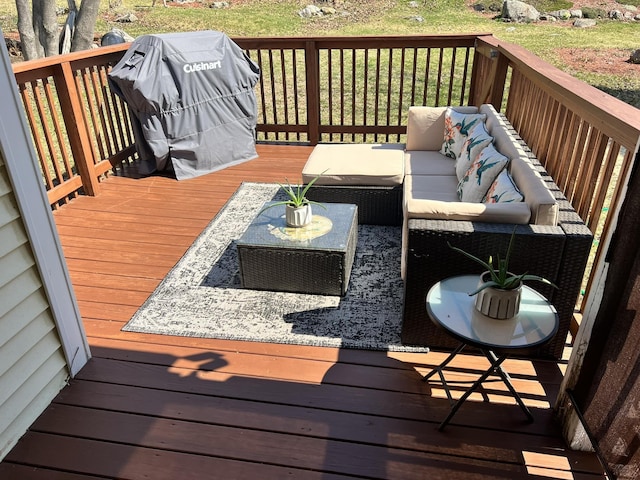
[183,60,222,73]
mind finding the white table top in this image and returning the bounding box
[426,275,559,352]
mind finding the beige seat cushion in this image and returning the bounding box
[404,150,456,176]
[302,143,405,186]
[404,174,532,223]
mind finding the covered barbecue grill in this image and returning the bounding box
[108,30,260,180]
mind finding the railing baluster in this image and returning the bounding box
[385,48,393,142]
[351,48,358,142]
[397,48,406,143]
[291,49,301,142]
[20,83,53,190]
[32,79,64,184]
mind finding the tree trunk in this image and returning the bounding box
[71,0,101,52]
[32,0,58,57]
[15,0,41,60]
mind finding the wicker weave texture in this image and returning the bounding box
[306,185,402,226]
[238,212,358,296]
[402,221,572,357]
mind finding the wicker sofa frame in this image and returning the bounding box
[302,114,592,359]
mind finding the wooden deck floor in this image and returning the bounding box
[0,145,604,479]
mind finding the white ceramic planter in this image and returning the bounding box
[474,271,522,319]
[285,204,312,227]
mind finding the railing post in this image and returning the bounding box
[305,40,320,145]
[487,49,509,109]
[471,41,509,109]
[55,61,100,196]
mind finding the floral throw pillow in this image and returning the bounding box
[455,121,494,181]
[483,168,524,204]
[457,144,510,203]
[439,108,487,159]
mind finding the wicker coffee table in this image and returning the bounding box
[236,202,358,296]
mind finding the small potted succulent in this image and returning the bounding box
[448,228,557,319]
[259,173,326,228]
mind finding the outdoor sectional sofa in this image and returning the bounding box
[302,104,593,359]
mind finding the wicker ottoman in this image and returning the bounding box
[236,203,358,296]
[302,143,405,226]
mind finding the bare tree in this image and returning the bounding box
[14,0,101,60]
[69,0,100,52]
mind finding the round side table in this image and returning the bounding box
[424,275,559,430]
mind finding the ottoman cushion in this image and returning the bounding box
[302,143,405,186]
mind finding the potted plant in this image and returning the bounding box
[259,173,326,227]
[448,228,557,319]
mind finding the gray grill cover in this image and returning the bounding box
[108,31,260,180]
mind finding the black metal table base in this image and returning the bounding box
[423,343,534,430]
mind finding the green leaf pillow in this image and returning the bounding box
[439,108,486,159]
[482,168,524,203]
[455,121,493,181]
[457,144,510,203]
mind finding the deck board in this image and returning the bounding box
[0,145,605,479]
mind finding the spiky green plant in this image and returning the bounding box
[448,227,558,295]
[258,171,327,214]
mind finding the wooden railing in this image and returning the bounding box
[241,35,482,144]
[12,35,485,206]
[11,33,640,318]
[12,45,137,207]
[472,36,640,308]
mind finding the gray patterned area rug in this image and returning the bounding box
[123,182,427,352]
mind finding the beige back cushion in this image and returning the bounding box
[480,104,559,226]
[405,106,478,151]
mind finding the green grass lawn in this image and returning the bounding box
[1,0,638,106]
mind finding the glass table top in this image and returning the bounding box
[426,275,559,351]
[236,202,357,251]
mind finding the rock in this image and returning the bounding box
[570,9,582,18]
[115,13,138,23]
[630,49,640,64]
[609,10,624,20]
[581,7,606,18]
[622,4,638,11]
[473,3,486,11]
[320,7,336,14]
[409,1,419,7]
[210,1,229,8]
[549,9,571,20]
[502,0,540,23]
[573,18,597,27]
[299,5,323,17]
[623,11,635,20]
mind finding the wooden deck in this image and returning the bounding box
[0,145,604,479]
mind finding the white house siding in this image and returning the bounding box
[0,152,69,460]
